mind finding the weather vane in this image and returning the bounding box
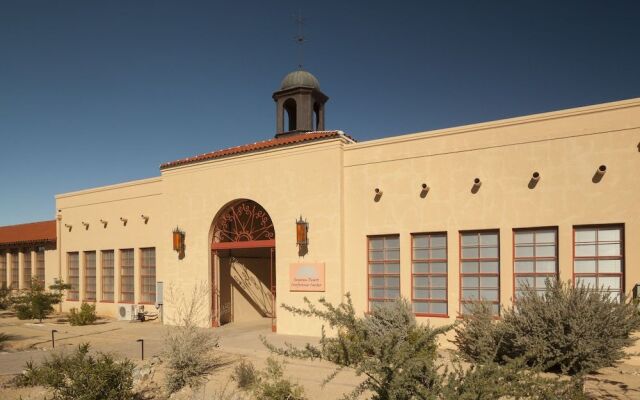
[293,11,306,69]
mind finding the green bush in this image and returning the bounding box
[15,343,138,400]
[453,301,504,364]
[232,359,258,390]
[248,357,306,400]
[455,280,640,376]
[68,302,97,326]
[0,286,12,310]
[12,278,66,322]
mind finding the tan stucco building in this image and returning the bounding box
[1,71,639,336]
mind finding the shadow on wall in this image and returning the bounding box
[230,259,274,318]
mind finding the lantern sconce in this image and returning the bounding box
[471,178,482,194]
[64,224,72,232]
[82,221,89,230]
[528,171,540,189]
[374,187,383,202]
[120,217,128,226]
[100,219,108,228]
[141,215,149,224]
[173,227,185,259]
[592,164,606,183]
[420,183,430,198]
[296,216,309,247]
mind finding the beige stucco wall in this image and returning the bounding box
[49,97,640,336]
[343,98,640,327]
[55,177,163,317]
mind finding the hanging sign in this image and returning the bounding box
[289,262,325,292]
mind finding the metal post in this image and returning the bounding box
[136,339,144,360]
[51,329,58,349]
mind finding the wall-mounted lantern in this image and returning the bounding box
[296,216,309,247]
[173,227,185,258]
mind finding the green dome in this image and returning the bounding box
[280,70,320,90]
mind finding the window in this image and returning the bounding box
[120,249,135,303]
[514,228,558,298]
[36,250,45,284]
[574,225,624,302]
[67,252,79,300]
[412,233,448,316]
[11,252,19,289]
[460,231,500,315]
[368,235,400,311]
[140,248,156,304]
[84,251,96,301]
[0,252,6,288]
[101,250,114,302]
[23,251,32,288]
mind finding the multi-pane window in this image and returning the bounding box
[368,235,400,311]
[101,250,115,302]
[84,251,96,301]
[574,225,624,302]
[23,251,32,288]
[36,250,45,284]
[460,231,500,315]
[11,252,19,289]
[0,252,6,288]
[514,228,558,298]
[67,252,79,300]
[120,249,135,303]
[412,233,448,316]
[140,248,156,304]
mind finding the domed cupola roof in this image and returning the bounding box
[280,69,320,90]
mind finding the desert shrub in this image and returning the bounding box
[441,358,587,400]
[12,278,67,322]
[248,357,306,400]
[0,286,12,310]
[452,301,504,364]
[164,282,221,393]
[15,342,137,400]
[68,302,97,326]
[263,294,449,400]
[233,359,258,389]
[455,280,640,376]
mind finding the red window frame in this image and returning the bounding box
[22,250,32,288]
[0,252,6,288]
[84,251,96,301]
[573,224,624,301]
[411,232,448,317]
[120,249,135,303]
[513,227,558,298]
[367,235,400,312]
[67,252,79,301]
[36,250,45,284]
[459,230,500,316]
[10,252,19,289]
[140,248,156,304]
[101,250,115,302]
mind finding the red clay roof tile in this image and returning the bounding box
[160,130,353,169]
[0,220,57,247]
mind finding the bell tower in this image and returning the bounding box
[273,70,328,137]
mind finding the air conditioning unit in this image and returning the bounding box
[117,304,137,321]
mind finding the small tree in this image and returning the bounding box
[69,302,98,326]
[12,277,68,322]
[262,294,450,400]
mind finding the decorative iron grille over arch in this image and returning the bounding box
[212,200,275,244]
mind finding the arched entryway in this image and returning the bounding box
[210,199,276,331]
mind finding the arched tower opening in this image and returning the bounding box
[283,98,297,131]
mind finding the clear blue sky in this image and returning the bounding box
[1,1,639,226]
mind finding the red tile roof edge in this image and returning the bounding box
[160,130,354,170]
[0,220,57,247]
